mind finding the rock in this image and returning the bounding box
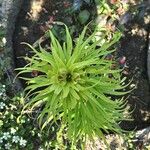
[120,12,132,25]
[147,33,150,83]
[78,10,90,24]
[72,0,83,11]
[0,0,23,92]
[85,126,150,150]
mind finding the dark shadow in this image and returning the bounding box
[115,2,150,130]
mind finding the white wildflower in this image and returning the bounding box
[0,102,6,109]
[2,93,7,101]
[3,96,7,101]
[10,128,16,134]
[2,38,6,45]
[12,136,20,143]
[0,137,3,143]
[3,132,11,140]
[38,147,44,150]
[19,137,27,147]
[2,85,5,88]
[37,133,41,137]
[5,143,11,150]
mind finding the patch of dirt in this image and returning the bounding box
[13,0,71,69]
[118,6,150,130]
[13,0,96,71]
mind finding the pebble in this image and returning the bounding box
[119,56,126,65]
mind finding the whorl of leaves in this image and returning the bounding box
[17,25,128,145]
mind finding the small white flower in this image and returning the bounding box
[19,137,27,147]
[2,93,7,100]
[0,102,6,109]
[10,128,16,134]
[38,147,44,150]
[5,143,11,150]
[2,38,6,45]
[0,137,3,143]
[12,136,20,143]
[37,133,41,137]
[2,85,5,88]
[3,96,7,101]
[3,132,11,140]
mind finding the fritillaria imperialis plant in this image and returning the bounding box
[17,25,129,147]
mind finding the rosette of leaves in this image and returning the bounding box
[17,25,129,147]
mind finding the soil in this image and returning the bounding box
[12,0,96,87]
[13,0,72,69]
[118,6,150,130]
[13,0,96,68]
[12,0,150,132]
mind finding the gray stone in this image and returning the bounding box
[147,34,150,83]
[0,0,23,92]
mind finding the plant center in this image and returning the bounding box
[66,72,72,82]
[58,71,72,82]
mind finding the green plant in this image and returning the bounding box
[0,83,58,150]
[125,131,136,149]
[17,25,129,148]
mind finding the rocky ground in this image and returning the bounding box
[0,0,150,149]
